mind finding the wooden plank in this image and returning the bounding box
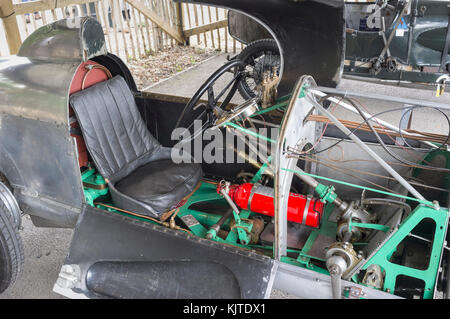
[175,2,184,43]
[0,0,22,54]
[41,10,47,24]
[14,0,96,15]
[130,7,142,58]
[160,0,171,46]
[143,14,152,53]
[192,3,200,44]
[97,1,112,51]
[153,0,165,48]
[215,7,220,50]
[30,10,38,32]
[207,5,214,48]
[199,5,207,46]
[50,8,57,21]
[168,0,177,46]
[125,0,183,43]
[86,2,91,16]
[114,0,130,60]
[123,3,137,60]
[150,0,161,52]
[20,14,29,38]
[136,10,148,55]
[185,3,192,29]
[183,19,227,37]
[13,0,183,43]
[225,26,228,53]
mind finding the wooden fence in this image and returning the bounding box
[0,0,244,61]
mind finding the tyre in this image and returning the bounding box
[0,185,24,293]
[235,39,281,100]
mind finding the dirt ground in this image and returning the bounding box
[128,45,218,90]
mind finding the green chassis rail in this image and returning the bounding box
[81,164,449,299]
[79,92,450,299]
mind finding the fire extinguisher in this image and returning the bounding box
[217,183,324,228]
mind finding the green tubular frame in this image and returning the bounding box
[164,181,254,245]
[361,205,449,299]
[79,89,450,298]
[172,181,223,238]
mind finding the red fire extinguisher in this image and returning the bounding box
[217,183,324,228]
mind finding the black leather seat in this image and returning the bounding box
[70,76,202,218]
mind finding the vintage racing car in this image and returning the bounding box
[0,0,448,299]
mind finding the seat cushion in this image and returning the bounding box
[114,159,203,215]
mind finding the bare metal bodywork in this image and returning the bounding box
[0,17,106,227]
[0,2,447,300]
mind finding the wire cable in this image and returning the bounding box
[344,97,450,173]
[311,97,450,172]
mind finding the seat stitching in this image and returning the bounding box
[116,80,153,152]
[108,80,142,158]
[86,87,122,172]
[103,82,136,163]
[72,94,118,176]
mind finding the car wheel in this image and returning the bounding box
[236,39,281,100]
[0,188,24,293]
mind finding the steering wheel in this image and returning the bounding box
[175,59,245,135]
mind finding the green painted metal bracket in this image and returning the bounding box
[172,182,223,238]
[315,183,338,204]
[82,168,109,206]
[361,205,450,299]
[224,209,253,245]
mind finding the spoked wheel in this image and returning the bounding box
[236,39,281,100]
[0,181,24,293]
[175,59,245,136]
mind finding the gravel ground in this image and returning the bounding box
[128,45,218,90]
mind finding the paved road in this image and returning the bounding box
[1,54,449,299]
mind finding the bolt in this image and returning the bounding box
[329,265,340,276]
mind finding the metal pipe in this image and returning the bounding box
[406,0,418,64]
[312,86,450,112]
[310,96,426,202]
[374,0,409,71]
[310,88,440,149]
[220,189,241,216]
[206,208,234,239]
[362,198,412,216]
[292,165,349,212]
[294,165,319,189]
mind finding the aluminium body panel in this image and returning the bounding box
[0,57,84,226]
[0,17,108,227]
[55,205,277,299]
